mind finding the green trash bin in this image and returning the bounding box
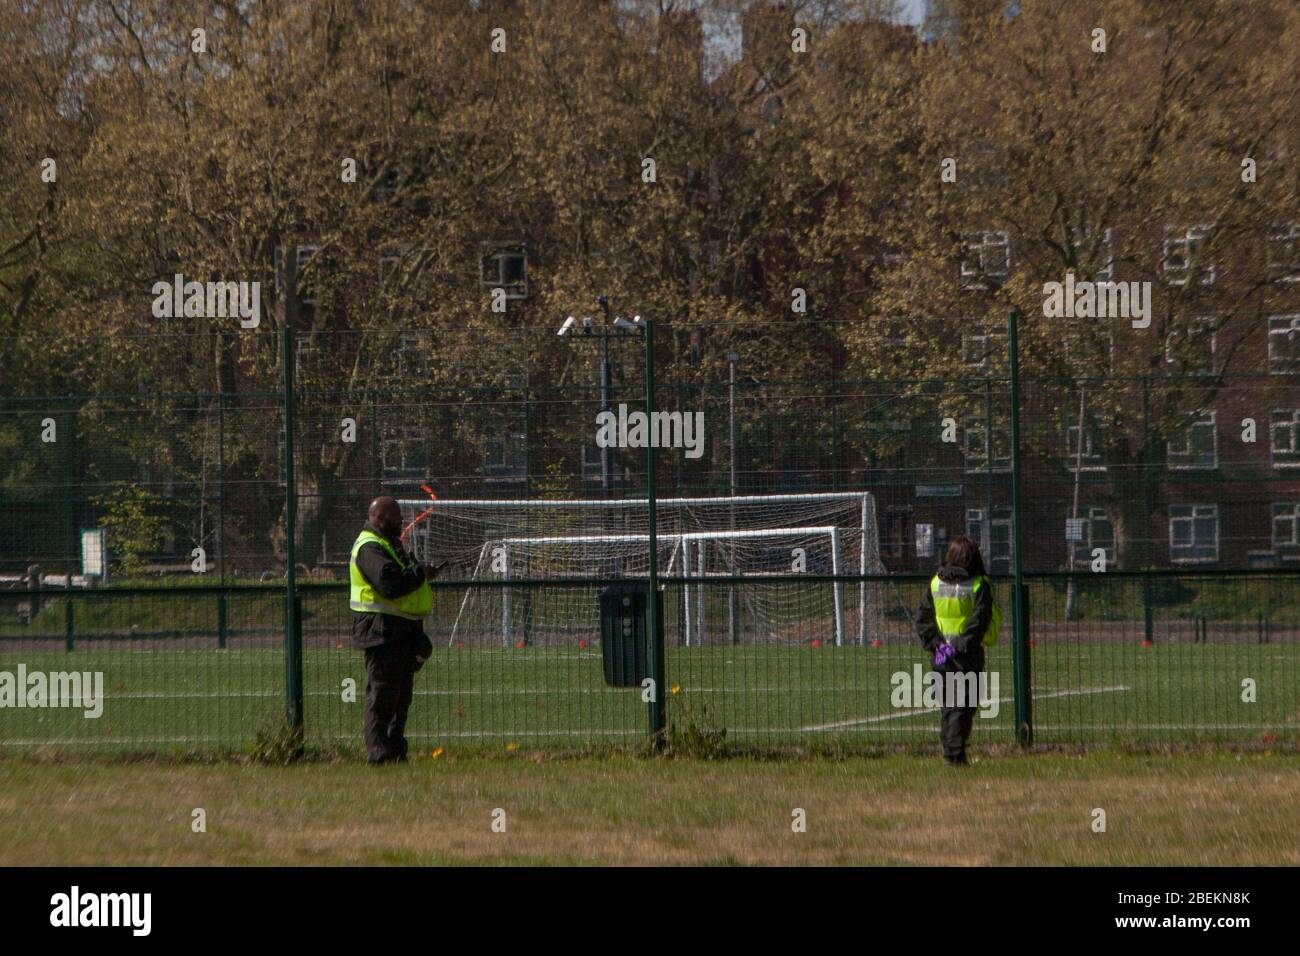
[599,583,662,687]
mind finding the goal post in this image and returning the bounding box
[399,492,884,647]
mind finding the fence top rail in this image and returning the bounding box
[396,492,873,509]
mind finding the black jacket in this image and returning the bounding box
[914,564,992,666]
[351,522,430,652]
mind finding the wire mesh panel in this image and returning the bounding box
[1027,572,1300,744]
[301,581,649,752]
[0,587,284,751]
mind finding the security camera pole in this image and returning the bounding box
[557,308,661,744]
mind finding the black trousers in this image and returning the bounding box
[940,703,977,760]
[363,639,421,762]
[935,657,983,761]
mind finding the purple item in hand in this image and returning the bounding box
[933,642,956,667]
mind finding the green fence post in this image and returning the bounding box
[1007,311,1032,746]
[281,275,303,749]
[217,593,228,650]
[1144,578,1154,644]
[644,319,666,749]
[286,594,305,743]
[64,598,75,653]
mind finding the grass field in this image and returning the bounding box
[1,751,1298,865]
[2,641,1297,752]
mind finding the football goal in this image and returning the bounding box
[398,492,886,647]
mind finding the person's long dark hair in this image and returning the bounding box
[943,535,987,578]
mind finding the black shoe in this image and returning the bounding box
[944,753,969,767]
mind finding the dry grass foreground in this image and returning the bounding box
[1,751,1297,866]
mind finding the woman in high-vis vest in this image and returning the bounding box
[914,535,997,766]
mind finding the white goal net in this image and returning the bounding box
[398,492,886,647]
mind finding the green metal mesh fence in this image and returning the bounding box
[2,320,1298,753]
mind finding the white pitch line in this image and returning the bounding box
[800,685,1132,732]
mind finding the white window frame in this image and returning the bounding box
[960,231,1011,290]
[1270,409,1300,468]
[961,329,1009,370]
[581,444,606,482]
[485,430,527,481]
[1070,506,1116,566]
[1163,225,1215,286]
[1169,504,1219,563]
[1064,331,1114,374]
[293,336,317,378]
[1164,318,1217,375]
[1267,222,1300,282]
[1272,503,1300,552]
[480,243,528,300]
[966,506,1013,572]
[1065,419,1106,471]
[962,416,1011,473]
[1268,315,1300,374]
[1167,410,1217,470]
[296,245,319,305]
[380,422,428,479]
[1067,226,1114,281]
[396,331,430,380]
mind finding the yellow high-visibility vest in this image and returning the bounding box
[930,575,1000,647]
[349,530,433,620]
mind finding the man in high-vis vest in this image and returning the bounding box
[350,496,442,764]
[915,535,995,766]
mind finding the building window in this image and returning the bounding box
[485,431,527,480]
[1165,319,1216,375]
[396,332,430,380]
[294,336,317,378]
[1270,410,1300,468]
[1267,223,1300,282]
[1268,315,1300,374]
[1064,419,1105,471]
[381,423,429,479]
[963,416,1010,473]
[1068,506,1115,567]
[1163,225,1215,286]
[1272,503,1300,554]
[960,231,1011,290]
[481,243,528,300]
[274,244,320,304]
[1169,504,1218,563]
[961,328,1008,370]
[1063,331,1114,374]
[296,245,319,305]
[1167,410,1217,470]
[966,507,1012,573]
[1067,226,1114,281]
[581,444,606,482]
